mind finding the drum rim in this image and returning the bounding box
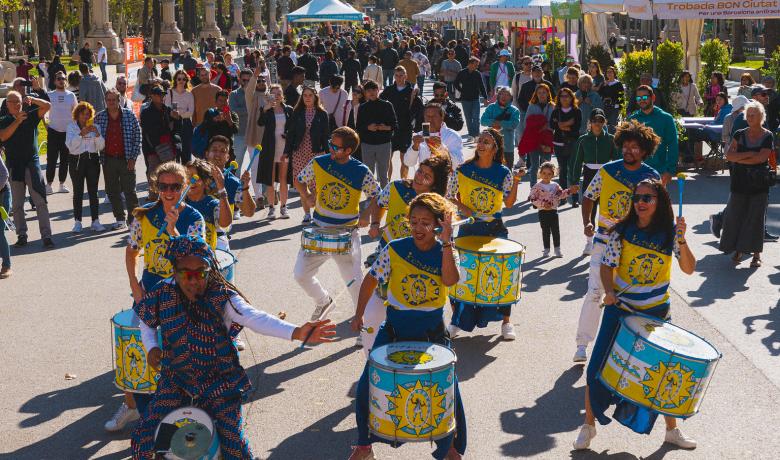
[368,341,458,373]
[369,424,456,442]
[214,248,237,265]
[155,406,215,436]
[453,235,526,254]
[619,314,722,361]
[303,225,353,236]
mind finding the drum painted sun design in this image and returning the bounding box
[642,361,697,409]
[468,187,495,214]
[478,262,502,297]
[386,380,447,436]
[319,182,351,210]
[118,335,149,389]
[388,350,434,366]
[607,190,632,219]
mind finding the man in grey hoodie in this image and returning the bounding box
[78,63,107,112]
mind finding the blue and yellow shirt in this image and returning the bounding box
[128,202,205,289]
[186,196,221,249]
[583,159,659,244]
[446,161,513,220]
[602,223,680,312]
[297,154,380,227]
[377,180,417,246]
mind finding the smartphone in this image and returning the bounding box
[422,122,430,138]
[171,102,178,111]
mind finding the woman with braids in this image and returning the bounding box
[357,155,453,354]
[349,193,466,460]
[104,162,206,433]
[132,235,336,459]
[573,179,698,451]
[445,128,523,341]
[184,158,233,250]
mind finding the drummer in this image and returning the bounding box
[294,127,380,321]
[573,179,698,450]
[104,162,206,433]
[445,128,523,340]
[184,158,232,250]
[349,193,466,460]
[131,235,336,459]
[359,155,453,353]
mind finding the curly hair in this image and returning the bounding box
[416,155,452,196]
[613,119,661,159]
[555,87,578,109]
[408,192,455,223]
[185,158,218,196]
[72,101,95,124]
[530,83,553,105]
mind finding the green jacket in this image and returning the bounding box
[489,61,515,89]
[568,130,619,185]
[627,106,679,175]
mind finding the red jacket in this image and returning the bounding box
[518,114,553,155]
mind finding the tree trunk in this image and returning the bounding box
[143,0,151,38]
[35,0,54,59]
[181,0,191,41]
[766,19,780,63]
[732,20,745,62]
[83,0,91,38]
[153,0,161,53]
[217,0,226,33]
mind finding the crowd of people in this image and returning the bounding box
[0,22,775,460]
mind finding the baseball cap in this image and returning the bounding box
[590,108,606,121]
[499,49,511,57]
[751,84,768,97]
[732,95,749,111]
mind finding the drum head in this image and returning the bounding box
[454,236,525,254]
[214,249,236,270]
[112,309,140,328]
[623,315,720,360]
[170,422,213,458]
[158,407,215,433]
[370,342,456,372]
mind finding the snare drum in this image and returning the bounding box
[111,310,162,394]
[154,406,221,459]
[368,342,457,442]
[449,236,525,307]
[599,314,721,418]
[215,249,237,283]
[301,226,352,255]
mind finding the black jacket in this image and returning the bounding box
[454,68,487,101]
[380,83,421,132]
[277,55,295,80]
[284,108,329,156]
[440,99,465,131]
[140,102,175,157]
[258,105,294,186]
[356,99,397,145]
[298,53,320,81]
[341,59,363,86]
[379,48,399,70]
[517,78,554,111]
[319,59,339,88]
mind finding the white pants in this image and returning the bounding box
[217,234,230,252]
[293,230,363,307]
[575,241,606,347]
[361,291,387,358]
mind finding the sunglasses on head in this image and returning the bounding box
[175,267,210,280]
[635,95,650,101]
[157,182,183,192]
[632,193,657,204]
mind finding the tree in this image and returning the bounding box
[766,19,780,65]
[143,0,150,37]
[33,0,57,59]
[732,20,745,62]
[152,0,161,53]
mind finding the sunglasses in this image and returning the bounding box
[329,141,345,152]
[175,268,211,280]
[176,77,188,81]
[632,194,657,204]
[635,95,650,101]
[158,182,183,192]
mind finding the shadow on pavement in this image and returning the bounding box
[452,334,501,382]
[500,366,584,457]
[743,299,780,356]
[685,253,754,307]
[265,404,354,460]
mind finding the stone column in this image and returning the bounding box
[280,0,289,35]
[86,0,124,64]
[229,0,248,41]
[269,0,278,35]
[159,0,183,51]
[200,0,225,44]
[252,0,265,35]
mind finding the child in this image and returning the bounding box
[528,161,579,257]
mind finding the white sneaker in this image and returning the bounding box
[72,220,83,233]
[501,322,517,340]
[234,336,246,351]
[91,220,106,232]
[310,297,334,321]
[664,427,697,449]
[542,248,550,257]
[102,194,111,204]
[59,183,70,193]
[279,206,290,219]
[554,247,563,258]
[573,346,588,362]
[45,183,54,195]
[447,323,462,338]
[583,240,594,256]
[302,213,312,224]
[104,402,140,432]
[355,335,363,348]
[113,220,127,230]
[573,423,597,450]
[233,209,241,221]
[267,206,276,219]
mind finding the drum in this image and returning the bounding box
[449,236,525,307]
[368,342,457,442]
[154,406,221,459]
[215,249,237,283]
[599,314,721,418]
[300,226,352,255]
[111,310,162,394]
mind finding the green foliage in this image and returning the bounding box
[763,46,780,85]
[0,0,22,14]
[697,39,730,91]
[586,44,615,73]
[656,40,685,115]
[545,36,565,68]
[618,49,653,94]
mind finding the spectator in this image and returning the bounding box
[284,66,305,109]
[557,56,577,85]
[318,51,340,90]
[430,81,464,132]
[511,56,533,108]
[561,67,580,93]
[298,44,320,88]
[191,67,221,126]
[79,41,94,68]
[550,87,582,205]
[244,68,270,197]
[399,51,420,91]
[66,71,81,99]
[0,91,53,248]
[738,73,756,99]
[379,41,400,87]
[224,54,239,85]
[587,60,605,92]
[78,63,107,112]
[627,73,667,114]
[201,90,239,160]
[229,70,251,171]
[627,85,678,184]
[609,33,618,56]
[258,84,293,219]
[159,59,172,83]
[575,75,603,135]
[363,56,383,90]
[519,83,555,185]
[0,155,10,278]
[114,76,132,109]
[342,50,363,93]
[490,50,515,97]
[673,70,703,117]
[517,64,554,114]
[65,101,105,232]
[165,70,195,164]
[454,39,470,68]
[137,57,156,99]
[405,103,464,170]
[171,41,182,69]
[320,75,349,131]
[412,45,431,93]
[211,63,231,90]
[46,56,67,90]
[277,46,295,89]
[481,86,521,167]
[722,95,750,147]
[140,86,176,202]
[96,40,108,82]
[599,66,624,132]
[454,57,488,141]
[16,58,33,80]
[181,50,198,72]
[440,49,461,97]
[380,66,421,179]
[344,84,366,153]
[357,80,397,188]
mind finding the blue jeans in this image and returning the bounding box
[382,68,394,87]
[99,62,107,82]
[528,151,551,187]
[0,186,11,268]
[416,75,425,92]
[461,99,481,137]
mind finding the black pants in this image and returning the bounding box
[555,142,576,204]
[538,209,560,249]
[582,166,600,226]
[46,128,69,184]
[69,153,101,221]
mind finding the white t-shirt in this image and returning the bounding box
[97,46,107,64]
[318,87,348,126]
[496,63,510,87]
[46,89,79,133]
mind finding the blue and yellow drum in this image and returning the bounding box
[449,236,525,307]
[599,314,721,418]
[154,406,221,459]
[215,249,237,283]
[111,309,162,393]
[368,342,457,442]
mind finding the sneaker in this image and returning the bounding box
[267,206,276,219]
[104,402,140,432]
[43,237,55,248]
[347,445,375,460]
[573,346,588,362]
[501,322,517,340]
[302,213,312,224]
[554,247,563,258]
[279,206,290,219]
[72,221,83,233]
[583,240,593,256]
[13,235,27,247]
[91,220,106,232]
[0,266,11,279]
[664,427,697,449]
[233,210,241,221]
[310,297,334,321]
[573,423,597,450]
[58,183,70,193]
[45,183,54,195]
[709,213,722,238]
[113,220,128,230]
[355,335,363,348]
[234,336,246,351]
[764,230,779,242]
[447,323,462,338]
[542,248,550,257]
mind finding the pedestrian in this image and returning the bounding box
[341,50,363,93]
[412,45,431,93]
[550,87,582,205]
[229,70,252,169]
[78,63,107,112]
[528,161,579,257]
[319,75,349,131]
[719,102,773,268]
[46,71,77,194]
[201,90,239,161]
[627,73,667,114]
[284,67,305,108]
[0,155,11,278]
[211,63,231,91]
[65,101,105,232]
[517,65,554,139]
[357,80,397,188]
[192,67,221,126]
[224,54,240,87]
[165,70,196,163]
[575,75,603,135]
[608,33,618,56]
[78,41,94,69]
[511,56,533,108]
[158,59,172,83]
[379,41,399,87]
[673,70,703,117]
[430,81,465,131]
[599,67,623,133]
[96,41,108,83]
[380,66,420,179]
[363,55,383,90]
[297,45,320,88]
[258,84,293,219]
[587,60,605,92]
[405,102,464,170]
[115,76,132,109]
[137,57,157,100]
[66,71,81,100]
[140,86,177,202]
[455,57,488,142]
[490,50,515,99]
[245,68,270,198]
[482,86,522,167]
[46,56,66,90]
[440,49,462,97]
[398,51,420,92]
[171,40,182,70]
[627,85,678,185]
[277,46,295,89]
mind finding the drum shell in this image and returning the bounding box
[300,226,353,255]
[450,236,525,307]
[599,314,721,418]
[368,342,457,442]
[215,249,237,283]
[111,310,162,394]
[155,406,221,460]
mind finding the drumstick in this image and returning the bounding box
[433,216,475,233]
[225,160,239,174]
[361,326,375,333]
[246,145,262,173]
[156,176,198,237]
[676,173,686,243]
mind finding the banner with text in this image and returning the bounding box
[626,0,780,19]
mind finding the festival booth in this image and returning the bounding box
[413,1,457,22]
[286,0,365,23]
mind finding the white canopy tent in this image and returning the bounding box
[468,0,549,21]
[434,0,482,21]
[413,1,457,21]
[286,0,364,23]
